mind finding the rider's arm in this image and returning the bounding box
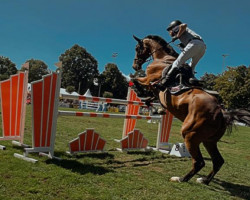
[176,24,187,38]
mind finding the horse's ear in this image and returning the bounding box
[133,35,142,43]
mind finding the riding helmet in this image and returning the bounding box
[167,20,182,31]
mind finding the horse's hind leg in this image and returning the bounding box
[197,141,224,185]
[170,133,205,182]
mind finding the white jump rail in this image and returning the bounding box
[61,90,174,152]
[15,66,174,162]
[61,94,160,107]
[58,110,162,120]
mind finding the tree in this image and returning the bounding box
[66,86,75,94]
[0,56,17,81]
[59,44,99,95]
[200,73,218,90]
[214,66,250,109]
[101,63,128,99]
[20,59,49,82]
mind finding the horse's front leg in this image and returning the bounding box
[136,76,151,86]
[136,73,163,86]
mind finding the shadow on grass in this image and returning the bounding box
[126,151,155,155]
[54,151,114,160]
[12,144,31,150]
[212,178,250,199]
[47,151,190,173]
[219,140,236,144]
[46,158,113,175]
[107,154,189,169]
[73,152,114,160]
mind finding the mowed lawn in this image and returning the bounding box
[0,105,250,200]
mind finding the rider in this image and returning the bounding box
[156,20,206,90]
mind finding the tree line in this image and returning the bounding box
[0,44,128,99]
[0,44,249,109]
[201,65,250,109]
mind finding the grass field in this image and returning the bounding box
[0,105,250,200]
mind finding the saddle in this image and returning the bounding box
[153,64,205,94]
[166,64,200,86]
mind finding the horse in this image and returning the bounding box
[131,35,250,185]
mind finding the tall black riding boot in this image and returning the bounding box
[153,68,177,91]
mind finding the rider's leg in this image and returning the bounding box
[167,48,189,74]
[159,42,196,88]
[154,41,205,90]
[189,40,206,73]
[188,41,206,84]
[153,50,190,91]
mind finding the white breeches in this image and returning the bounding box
[168,39,206,74]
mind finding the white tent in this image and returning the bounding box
[83,89,92,97]
[60,88,80,96]
[71,91,80,96]
[80,89,99,110]
[29,85,79,96]
[60,88,70,95]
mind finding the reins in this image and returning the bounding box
[141,46,165,66]
[138,41,173,67]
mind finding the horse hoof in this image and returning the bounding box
[196,178,204,184]
[157,108,166,115]
[170,177,181,182]
[196,178,208,185]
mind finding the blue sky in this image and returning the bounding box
[0,0,249,78]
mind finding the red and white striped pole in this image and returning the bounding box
[61,88,174,152]
[61,94,159,107]
[58,110,161,120]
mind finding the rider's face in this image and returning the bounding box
[169,30,174,37]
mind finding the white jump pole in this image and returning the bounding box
[61,94,160,107]
[58,110,161,120]
[61,90,174,152]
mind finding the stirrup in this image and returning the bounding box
[152,76,172,91]
[152,82,167,92]
[189,78,204,86]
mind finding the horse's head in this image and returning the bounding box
[132,35,151,71]
[132,35,179,72]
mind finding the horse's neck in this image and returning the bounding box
[153,52,176,65]
[150,42,176,63]
[162,55,176,63]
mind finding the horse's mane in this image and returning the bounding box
[145,35,179,58]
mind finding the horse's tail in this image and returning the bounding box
[223,108,250,133]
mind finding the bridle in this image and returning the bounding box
[134,46,164,68]
[134,41,173,69]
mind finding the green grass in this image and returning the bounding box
[0,105,250,200]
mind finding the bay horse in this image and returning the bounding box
[131,35,250,185]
